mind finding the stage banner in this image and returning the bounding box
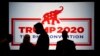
[9,2,94,50]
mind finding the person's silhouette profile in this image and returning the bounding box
[20,34,35,55]
[56,30,76,56]
[34,22,49,55]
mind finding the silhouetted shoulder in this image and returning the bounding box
[20,42,34,51]
[67,39,75,44]
[57,39,75,44]
[57,39,76,50]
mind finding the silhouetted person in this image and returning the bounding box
[0,34,13,55]
[0,34,13,51]
[34,22,49,56]
[20,34,35,55]
[56,30,76,56]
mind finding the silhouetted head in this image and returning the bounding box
[34,22,44,34]
[62,30,68,40]
[23,34,30,43]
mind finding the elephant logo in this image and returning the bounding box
[42,6,64,25]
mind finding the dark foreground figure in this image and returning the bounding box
[34,22,49,56]
[20,34,35,55]
[56,30,76,56]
